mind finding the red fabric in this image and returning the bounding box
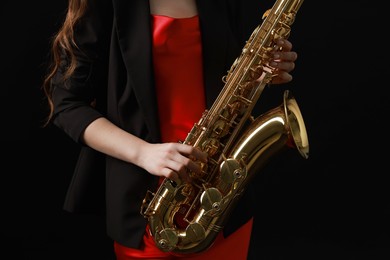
[114,218,253,259]
[114,14,253,259]
[152,14,206,143]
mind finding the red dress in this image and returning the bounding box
[114,14,253,260]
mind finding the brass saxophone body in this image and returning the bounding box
[141,0,309,254]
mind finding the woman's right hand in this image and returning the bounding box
[81,117,208,183]
[137,142,208,183]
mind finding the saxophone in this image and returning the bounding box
[141,0,308,254]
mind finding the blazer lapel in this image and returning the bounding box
[112,0,160,140]
[112,0,237,137]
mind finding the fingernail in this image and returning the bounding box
[270,61,278,67]
[273,54,280,59]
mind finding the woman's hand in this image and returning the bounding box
[269,39,298,85]
[137,142,208,183]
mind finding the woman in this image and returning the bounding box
[43,0,298,259]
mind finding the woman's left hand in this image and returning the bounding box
[269,39,297,85]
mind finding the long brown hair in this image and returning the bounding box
[42,0,88,126]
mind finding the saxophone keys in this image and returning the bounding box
[156,228,178,251]
[185,223,206,243]
[220,158,246,185]
[200,187,223,212]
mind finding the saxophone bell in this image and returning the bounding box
[231,89,309,175]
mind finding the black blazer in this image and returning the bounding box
[51,0,273,249]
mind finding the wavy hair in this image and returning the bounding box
[42,0,88,126]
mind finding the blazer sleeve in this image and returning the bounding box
[51,0,113,143]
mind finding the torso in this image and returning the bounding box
[149,0,198,18]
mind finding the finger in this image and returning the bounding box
[165,157,193,183]
[175,143,194,155]
[176,143,208,163]
[192,147,208,163]
[186,159,203,175]
[161,167,180,183]
[270,60,295,72]
[273,71,293,84]
[177,167,192,183]
[273,51,297,62]
[171,154,204,183]
[275,39,292,51]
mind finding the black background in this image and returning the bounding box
[1,1,389,259]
